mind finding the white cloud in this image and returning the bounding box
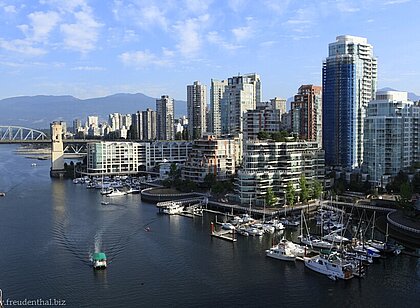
[184,0,212,14]
[384,0,410,5]
[3,5,16,13]
[336,1,360,13]
[71,66,106,71]
[283,7,316,32]
[119,50,172,68]
[0,38,46,56]
[264,0,291,14]
[173,14,209,57]
[232,26,252,41]
[112,1,168,31]
[24,11,60,42]
[60,7,103,53]
[207,31,242,50]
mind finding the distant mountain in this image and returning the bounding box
[379,87,420,101]
[0,93,187,129]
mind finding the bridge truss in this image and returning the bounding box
[0,126,48,141]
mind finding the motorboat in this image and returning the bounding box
[125,187,141,194]
[222,222,235,230]
[100,187,114,195]
[0,192,5,197]
[101,201,110,205]
[107,189,127,197]
[91,252,107,269]
[266,238,305,261]
[162,202,184,215]
[304,253,353,280]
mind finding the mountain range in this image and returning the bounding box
[0,88,418,129]
[0,93,187,129]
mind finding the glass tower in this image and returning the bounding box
[322,35,377,169]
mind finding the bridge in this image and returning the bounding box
[0,126,48,142]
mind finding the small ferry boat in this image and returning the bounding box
[92,252,107,269]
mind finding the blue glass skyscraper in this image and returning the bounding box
[322,35,377,169]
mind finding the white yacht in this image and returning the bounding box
[304,253,354,280]
[266,239,305,261]
[162,202,184,215]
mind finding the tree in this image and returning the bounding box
[396,181,413,212]
[169,163,180,179]
[285,182,296,208]
[265,187,277,207]
[299,175,309,203]
[175,131,182,140]
[311,179,323,200]
[386,171,409,193]
[203,173,217,189]
[257,131,270,140]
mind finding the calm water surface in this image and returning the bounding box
[0,144,419,307]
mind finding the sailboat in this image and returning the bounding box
[298,209,335,250]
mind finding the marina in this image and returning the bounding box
[0,145,419,307]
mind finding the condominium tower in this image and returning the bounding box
[322,35,377,169]
[221,73,261,135]
[187,81,207,140]
[363,91,420,187]
[291,85,322,146]
[210,79,228,136]
[156,95,174,140]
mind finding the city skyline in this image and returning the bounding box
[0,0,419,101]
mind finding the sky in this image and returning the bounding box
[0,0,419,101]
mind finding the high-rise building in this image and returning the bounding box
[363,91,420,187]
[210,79,228,136]
[109,113,120,131]
[243,102,282,140]
[87,115,99,128]
[291,85,322,146]
[130,111,143,140]
[73,119,81,134]
[156,95,174,140]
[221,73,261,135]
[187,81,207,140]
[270,97,287,117]
[322,35,377,169]
[142,108,156,140]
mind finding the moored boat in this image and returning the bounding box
[304,253,353,280]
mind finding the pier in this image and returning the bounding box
[210,222,237,242]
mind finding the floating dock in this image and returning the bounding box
[210,222,237,242]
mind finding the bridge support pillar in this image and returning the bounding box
[50,121,66,178]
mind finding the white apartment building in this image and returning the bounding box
[363,91,420,187]
[182,135,241,183]
[87,141,192,175]
[221,73,261,136]
[235,140,324,206]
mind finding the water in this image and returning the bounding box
[0,144,419,307]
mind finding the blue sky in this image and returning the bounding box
[0,0,419,102]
